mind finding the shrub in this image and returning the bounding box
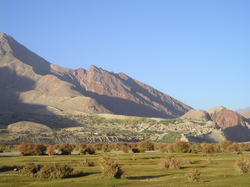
[137,140,154,151]
[184,159,193,164]
[167,143,175,153]
[59,143,74,155]
[99,153,123,178]
[47,145,54,156]
[121,145,129,153]
[158,156,171,168]
[185,168,200,182]
[21,163,43,177]
[82,147,95,155]
[102,144,110,152]
[113,142,128,151]
[37,163,73,179]
[219,140,232,152]
[227,144,239,152]
[32,144,46,155]
[238,143,248,152]
[158,156,181,169]
[189,144,198,153]
[173,141,190,153]
[78,143,87,150]
[93,143,103,150]
[21,163,77,179]
[234,155,250,174]
[207,157,213,163]
[169,157,181,169]
[17,143,46,156]
[78,158,94,167]
[201,143,215,154]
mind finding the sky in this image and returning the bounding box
[0,0,249,111]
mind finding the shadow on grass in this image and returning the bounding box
[67,171,100,178]
[127,174,167,180]
[180,165,207,169]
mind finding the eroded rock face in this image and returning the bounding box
[210,109,246,130]
[71,65,192,118]
[210,108,250,142]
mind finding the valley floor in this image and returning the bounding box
[1,151,250,187]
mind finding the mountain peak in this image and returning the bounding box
[0,33,14,43]
[0,34,192,118]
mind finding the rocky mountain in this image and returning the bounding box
[0,33,192,118]
[179,107,250,142]
[209,108,250,142]
[235,107,250,114]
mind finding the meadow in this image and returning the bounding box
[1,150,250,187]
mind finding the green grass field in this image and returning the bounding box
[1,152,250,187]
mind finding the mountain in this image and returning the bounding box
[180,109,211,121]
[235,107,250,114]
[0,33,192,118]
[209,108,250,142]
[241,109,250,119]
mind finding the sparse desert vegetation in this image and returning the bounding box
[1,141,250,186]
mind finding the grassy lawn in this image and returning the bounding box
[0,152,250,186]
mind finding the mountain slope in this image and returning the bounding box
[0,33,110,114]
[0,33,192,118]
[235,107,250,114]
[210,108,250,142]
[241,109,250,119]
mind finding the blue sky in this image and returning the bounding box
[1,0,249,111]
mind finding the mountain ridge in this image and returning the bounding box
[0,33,192,118]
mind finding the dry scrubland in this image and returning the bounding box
[1,141,250,186]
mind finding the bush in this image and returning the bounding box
[158,156,181,169]
[207,157,213,163]
[169,157,181,169]
[185,168,200,182]
[37,163,73,179]
[167,143,175,153]
[32,144,47,155]
[47,145,54,156]
[93,143,103,150]
[21,163,78,179]
[173,141,190,153]
[78,158,94,167]
[82,147,95,155]
[234,155,250,174]
[59,143,74,155]
[137,140,154,151]
[21,163,43,177]
[99,153,123,178]
[227,144,239,152]
[184,159,193,164]
[219,141,232,152]
[121,145,129,153]
[201,143,215,154]
[158,156,171,168]
[17,143,46,156]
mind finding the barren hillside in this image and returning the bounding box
[0,33,192,118]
